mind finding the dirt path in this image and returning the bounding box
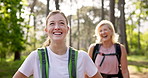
[130,72,148,78]
[128,61,148,78]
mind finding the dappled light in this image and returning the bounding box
[0,0,148,78]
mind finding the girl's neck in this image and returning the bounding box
[49,42,67,55]
[102,41,114,48]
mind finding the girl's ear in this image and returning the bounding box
[67,26,70,32]
[44,28,47,32]
[67,26,70,30]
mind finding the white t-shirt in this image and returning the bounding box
[18,47,98,78]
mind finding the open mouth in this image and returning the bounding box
[102,35,108,38]
[53,32,62,35]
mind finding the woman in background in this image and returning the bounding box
[88,20,130,78]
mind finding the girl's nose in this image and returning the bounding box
[100,31,105,34]
[54,24,60,30]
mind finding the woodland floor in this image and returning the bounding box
[128,61,148,78]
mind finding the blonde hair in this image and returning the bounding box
[46,10,68,26]
[95,20,119,43]
[43,10,68,47]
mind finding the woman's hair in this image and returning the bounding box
[46,10,68,26]
[95,20,119,43]
[43,10,68,47]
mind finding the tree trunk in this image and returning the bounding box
[46,0,50,16]
[101,0,104,20]
[137,18,141,50]
[110,0,115,30]
[137,3,142,50]
[26,0,37,41]
[55,0,59,10]
[33,15,36,50]
[77,9,80,50]
[69,15,72,46]
[69,0,72,47]
[118,0,129,53]
[14,51,21,60]
[129,14,134,49]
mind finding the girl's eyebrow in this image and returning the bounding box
[59,20,64,22]
[49,20,64,22]
[49,21,54,23]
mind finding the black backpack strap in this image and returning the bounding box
[115,43,123,78]
[38,47,49,78]
[115,43,121,64]
[92,43,121,66]
[68,47,78,78]
[92,44,101,62]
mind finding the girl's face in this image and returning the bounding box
[45,13,69,42]
[98,25,112,42]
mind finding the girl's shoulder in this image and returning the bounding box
[27,49,39,58]
[77,50,89,58]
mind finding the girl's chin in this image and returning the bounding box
[101,38,109,42]
[52,38,65,41]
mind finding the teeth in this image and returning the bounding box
[102,35,107,38]
[53,32,62,35]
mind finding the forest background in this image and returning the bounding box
[0,0,148,78]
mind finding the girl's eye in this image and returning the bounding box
[49,23,54,25]
[60,22,65,26]
[104,29,108,31]
[99,30,102,33]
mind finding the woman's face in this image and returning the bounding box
[98,24,112,42]
[45,13,69,42]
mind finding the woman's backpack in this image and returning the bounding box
[37,47,78,78]
[92,43,123,78]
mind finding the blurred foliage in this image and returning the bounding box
[0,0,148,77]
[127,55,148,73]
[71,6,109,50]
[0,58,24,78]
[0,0,26,60]
[0,0,148,60]
[126,0,148,57]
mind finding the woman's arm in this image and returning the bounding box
[91,72,102,78]
[120,44,130,78]
[88,44,95,58]
[85,72,102,78]
[13,51,36,78]
[86,44,102,78]
[13,71,28,78]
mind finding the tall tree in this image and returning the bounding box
[101,0,105,20]
[136,0,147,50]
[55,0,59,10]
[26,0,37,41]
[69,0,72,47]
[0,0,25,60]
[118,0,129,53]
[69,15,72,46]
[71,6,104,50]
[29,0,37,50]
[33,14,36,50]
[110,0,115,29]
[46,0,50,16]
[77,9,80,50]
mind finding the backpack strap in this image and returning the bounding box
[38,47,49,78]
[38,47,78,78]
[115,43,121,64]
[92,44,101,62]
[92,43,122,77]
[114,43,123,78]
[68,47,78,78]
[92,43,121,66]
[98,52,119,66]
